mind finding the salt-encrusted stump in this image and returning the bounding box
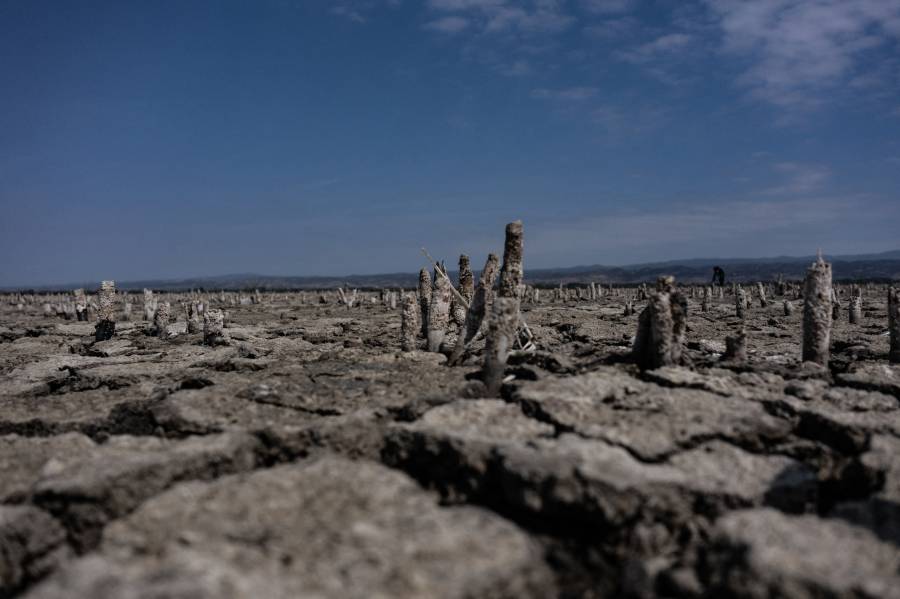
[735,287,746,319]
[757,282,768,308]
[831,289,841,321]
[889,286,900,363]
[185,301,203,334]
[74,288,88,322]
[483,297,519,396]
[499,220,524,299]
[632,277,686,370]
[624,301,634,316]
[701,291,710,313]
[802,255,833,366]
[724,328,748,362]
[672,289,688,352]
[452,254,474,326]
[784,300,795,316]
[849,295,862,324]
[152,302,172,340]
[203,309,227,346]
[400,293,419,352]
[449,254,501,365]
[142,288,155,321]
[94,281,117,342]
[427,274,452,352]
[418,269,431,337]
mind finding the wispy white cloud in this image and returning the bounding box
[589,102,668,134]
[763,162,831,195]
[583,16,638,40]
[427,0,574,36]
[703,0,900,109]
[424,15,470,33]
[328,0,403,23]
[527,195,898,264]
[581,0,639,15]
[331,5,367,23]
[531,86,599,100]
[616,33,693,64]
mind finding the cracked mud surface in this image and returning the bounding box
[1,288,899,598]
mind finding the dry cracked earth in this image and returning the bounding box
[1,289,899,598]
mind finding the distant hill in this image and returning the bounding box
[5,250,899,292]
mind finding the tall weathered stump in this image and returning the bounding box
[94,281,117,342]
[482,297,519,397]
[400,293,420,352]
[802,256,832,366]
[889,287,900,364]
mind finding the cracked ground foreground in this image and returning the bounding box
[1,290,899,598]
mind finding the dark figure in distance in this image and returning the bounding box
[712,266,725,286]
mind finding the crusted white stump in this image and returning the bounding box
[889,287,900,364]
[757,282,768,308]
[483,297,519,397]
[724,328,748,362]
[784,300,795,316]
[186,301,203,334]
[427,275,452,352]
[418,269,432,338]
[203,309,227,346]
[831,289,841,321]
[632,277,685,370]
[449,254,500,365]
[499,220,524,299]
[735,287,746,319]
[849,295,862,324]
[94,281,117,341]
[153,302,172,340]
[802,256,833,366]
[74,288,88,322]
[400,293,420,352]
[451,255,474,327]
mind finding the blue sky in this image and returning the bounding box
[1,0,899,286]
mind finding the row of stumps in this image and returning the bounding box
[631,253,900,369]
[84,281,227,346]
[401,221,525,396]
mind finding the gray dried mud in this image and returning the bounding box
[1,287,899,598]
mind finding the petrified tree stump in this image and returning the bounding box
[784,300,795,316]
[499,220,524,300]
[735,287,746,319]
[802,256,832,366]
[449,254,501,365]
[418,269,432,338]
[152,302,172,340]
[427,275,452,352]
[483,297,519,397]
[724,328,748,362]
[203,309,227,346]
[74,288,88,322]
[849,295,862,324]
[757,282,768,308]
[632,277,686,370]
[889,287,900,363]
[400,293,420,352]
[186,301,203,334]
[94,281,117,342]
[831,289,841,321]
[452,255,474,327]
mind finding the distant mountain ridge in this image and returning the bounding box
[5,250,899,292]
